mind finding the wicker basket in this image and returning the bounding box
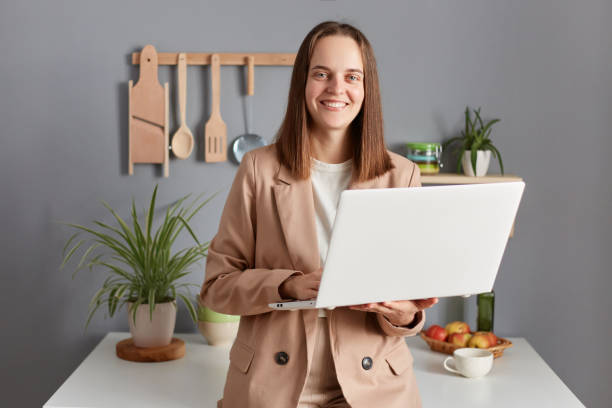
[419,332,513,358]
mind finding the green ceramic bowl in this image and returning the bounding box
[197,305,240,323]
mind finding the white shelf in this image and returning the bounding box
[422,173,523,185]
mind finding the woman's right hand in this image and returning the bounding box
[278,267,323,300]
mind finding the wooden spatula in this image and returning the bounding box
[204,54,227,162]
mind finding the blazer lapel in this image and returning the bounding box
[272,164,320,274]
[273,164,321,371]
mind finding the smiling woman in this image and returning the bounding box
[275,21,393,182]
[200,21,436,408]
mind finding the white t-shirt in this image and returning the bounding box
[310,157,353,317]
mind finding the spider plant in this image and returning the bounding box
[60,185,216,332]
[442,106,504,175]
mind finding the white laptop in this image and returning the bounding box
[268,181,525,310]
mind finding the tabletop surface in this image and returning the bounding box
[44,332,584,408]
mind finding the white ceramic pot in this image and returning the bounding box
[462,150,491,177]
[128,300,177,348]
[198,321,239,347]
[196,296,240,347]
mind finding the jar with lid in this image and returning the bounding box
[405,142,443,174]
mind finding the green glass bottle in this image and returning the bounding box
[477,291,495,332]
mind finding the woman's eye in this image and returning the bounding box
[315,72,327,79]
[348,74,361,81]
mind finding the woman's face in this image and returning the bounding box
[305,35,365,136]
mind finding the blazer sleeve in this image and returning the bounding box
[375,161,426,336]
[200,152,302,316]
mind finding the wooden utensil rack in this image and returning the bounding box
[131,52,296,66]
[128,50,295,177]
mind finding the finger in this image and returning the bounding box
[412,298,438,309]
[365,303,396,315]
[349,303,381,312]
[305,275,321,285]
[412,297,438,305]
[382,301,421,316]
[296,279,319,291]
[300,289,318,300]
[382,300,413,310]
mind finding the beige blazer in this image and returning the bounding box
[200,144,425,408]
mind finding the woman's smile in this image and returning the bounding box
[320,99,350,111]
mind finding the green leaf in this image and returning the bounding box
[101,201,140,255]
[464,106,470,137]
[86,253,105,273]
[488,144,505,175]
[442,136,464,150]
[184,191,219,223]
[471,148,478,174]
[480,118,500,141]
[99,262,136,283]
[62,232,80,257]
[75,243,102,274]
[61,239,85,269]
[178,293,198,325]
[474,107,484,129]
[176,216,201,245]
[83,299,104,334]
[88,285,108,312]
[130,297,144,329]
[130,199,146,266]
[148,287,156,321]
[145,185,158,248]
[482,142,497,159]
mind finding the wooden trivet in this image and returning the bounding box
[116,337,185,362]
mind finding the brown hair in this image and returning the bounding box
[275,21,393,181]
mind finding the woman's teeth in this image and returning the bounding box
[322,101,347,108]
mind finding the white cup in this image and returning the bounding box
[443,348,494,378]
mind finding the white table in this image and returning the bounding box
[410,336,584,407]
[44,332,584,408]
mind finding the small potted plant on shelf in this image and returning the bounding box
[60,185,216,348]
[442,106,504,177]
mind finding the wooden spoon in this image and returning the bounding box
[171,53,194,159]
[204,54,227,162]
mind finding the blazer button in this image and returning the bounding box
[275,351,289,365]
[362,356,373,370]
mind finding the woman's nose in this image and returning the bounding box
[326,75,344,94]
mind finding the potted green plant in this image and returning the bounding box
[442,106,504,176]
[60,185,215,348]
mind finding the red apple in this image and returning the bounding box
[474,331,498,346]
[425,325,448,342]
[468,333,491,348]
[448,332,472,347]
[445,321,471,335]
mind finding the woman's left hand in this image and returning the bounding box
[348,298,439,326]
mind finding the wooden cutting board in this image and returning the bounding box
[116,337,185,362]
[128,44,169,177]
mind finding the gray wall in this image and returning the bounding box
[1,0,610,406]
